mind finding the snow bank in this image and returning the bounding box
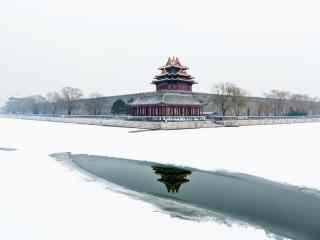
[1,118,317,239]
[1,118,318,189]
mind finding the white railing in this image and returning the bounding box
[124,115,206,122]
[211,115,320,121]
[2,113,320,122]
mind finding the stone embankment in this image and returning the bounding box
[1,115,320,130]
[1,115,220,130]
[216,117,320,127]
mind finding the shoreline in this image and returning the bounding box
[1,114,320,130]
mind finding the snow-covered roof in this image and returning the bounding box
[159,56,189,70]
[128,92,203,106]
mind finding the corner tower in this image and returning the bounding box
[129,57,204,119]
[152,57,197,92]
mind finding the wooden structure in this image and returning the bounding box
[129,57,203,117]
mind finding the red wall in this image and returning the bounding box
[156,82,192,92]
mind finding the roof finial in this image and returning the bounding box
[172,56,179,65]
[166,57,171,66]
[169,56,174,65]
[175,57,181,66]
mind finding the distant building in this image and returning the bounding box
[129,57,204,117]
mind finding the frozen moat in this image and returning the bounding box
[51,152,320,240]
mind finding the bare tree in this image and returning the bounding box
[264,90,291,115]
[212,82,248,116]
[212,83,233,116]
[289,94,311,115]
[46,92,62,115]
[29,95,47,114]
[5,97,22,114]
[230,87,249,116]
[60,87,83,115]
[5,95,46,114]
[85,92,104,115]
[257,102,273,116]
[309,97,320,115]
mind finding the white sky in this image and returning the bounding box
[1,0,320,105]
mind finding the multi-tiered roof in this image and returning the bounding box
[128,57,204,116]
[152,57,197,85]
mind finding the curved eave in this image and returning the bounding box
[158,65,189,70]
[151,79,198,84]
[154,74,194,79]
[128,102,203,106]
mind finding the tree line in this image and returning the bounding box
[4,87,105,115]
[211,82,320,116]
[3,84,320,116]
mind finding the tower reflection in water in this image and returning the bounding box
[152,165,192,193]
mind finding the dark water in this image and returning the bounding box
[51,153,320,240]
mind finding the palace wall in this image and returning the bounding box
[71,92,320,116]
[3,114,320,129]
[7,91,320,116]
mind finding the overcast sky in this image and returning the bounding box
[1,0,320,106]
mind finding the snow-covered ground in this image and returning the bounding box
[1,118,318,240]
